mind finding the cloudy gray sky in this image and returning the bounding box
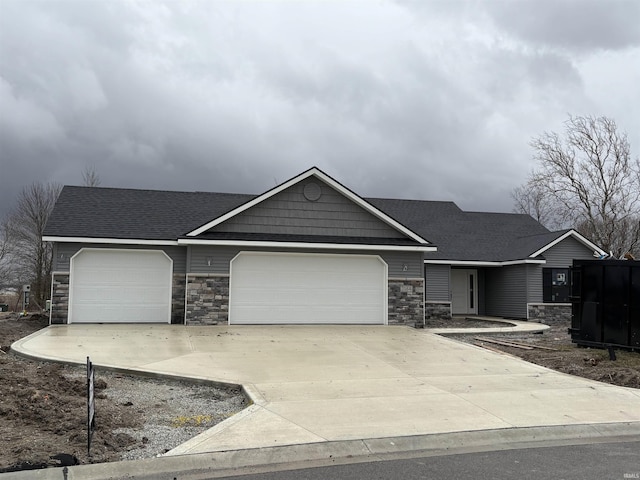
[1,0,639,221]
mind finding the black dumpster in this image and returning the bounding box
[570,259,640,351]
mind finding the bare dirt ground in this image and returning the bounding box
[426,316,640,389]
[0,313,246,473]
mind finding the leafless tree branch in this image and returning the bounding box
[3,183,62,306]
[513,115,640,257]
[82,165,101,187]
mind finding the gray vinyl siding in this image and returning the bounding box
[424,264,450,302]
[484,265,528,318]
[189,245,422,277]
[527,264,543,303]
[542,237,594,267]
[477,268,486,315]
[53,243,83,270]
[52,243,187,273]
[208,180,404,238]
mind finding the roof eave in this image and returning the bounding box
[424,258,546,266]
[178,238,436,252]
[42,236,180,246]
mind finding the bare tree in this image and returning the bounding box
[0,221,15,290]
[4,183,62,307]
[511,183,567,230]
[513,115,640,258]
[82,165,101,187]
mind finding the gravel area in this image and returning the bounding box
[0,313,249,471]
[71,369,248,461]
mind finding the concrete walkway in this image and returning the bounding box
[12,324,640,462]
[425,317,551,335]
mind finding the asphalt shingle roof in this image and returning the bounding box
[44,185,568,261]
[44,186,254,240]
[368,198,555,262]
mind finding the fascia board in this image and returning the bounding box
[42,236,179,246]
[424,259,546,266]
[178,238,436,252]
[529,230,606,258]
[185,167,430,244]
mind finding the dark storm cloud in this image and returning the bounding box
[1,0,638,222]
[485,0,640,51]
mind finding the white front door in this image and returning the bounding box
[451,269,478,315]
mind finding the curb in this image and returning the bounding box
[3,422,639,479]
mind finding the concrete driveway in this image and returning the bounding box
[12,325,640,456]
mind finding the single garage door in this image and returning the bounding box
[69,249,172,323]
[229,252,387,324]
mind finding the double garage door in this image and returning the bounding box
[68,249,387,324]
[229,252,387,324]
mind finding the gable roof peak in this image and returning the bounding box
[186,167,430,244]
[528,228,605,258]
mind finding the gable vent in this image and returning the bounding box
[303,182,322,202]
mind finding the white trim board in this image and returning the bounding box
[179,238,436,252]
[424,259,546,266]
[43,236,179,246]
[186,167,431,245]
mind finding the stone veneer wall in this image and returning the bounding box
[171,274,186,324]
[186,274,230,325]
[528,303,571,324]
[425,302,452,322]
[388,278,424,328]
[50,273,69,324]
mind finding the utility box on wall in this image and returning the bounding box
[570,259,640,351]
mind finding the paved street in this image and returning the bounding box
[217,440,640,480]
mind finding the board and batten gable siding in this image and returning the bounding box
[484,264,528,318]
[52,243,187,273]
[207,180,404,239]
[189,245,422,277]
[542,236,595,268]
[424,264,450,302]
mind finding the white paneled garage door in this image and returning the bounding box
[69,249,172,323]
[229,252,387,324]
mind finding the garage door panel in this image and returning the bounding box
[230,252,386,324]
[73,305,169,323]
[70,249,172,323]
[232,305,382,325]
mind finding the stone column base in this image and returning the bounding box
[527,303,571,323]
[50,273,70,324]
[425,302,452,321]
[186,274,230,325]
[388,278,424,328]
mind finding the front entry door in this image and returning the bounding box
[451,269,478,315]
